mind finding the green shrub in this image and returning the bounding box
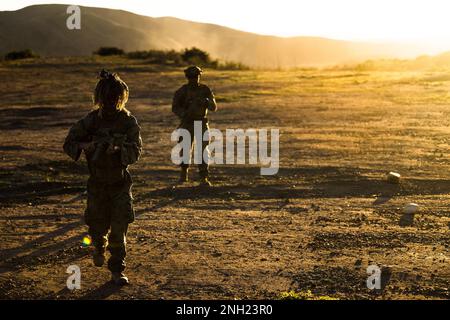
[127,46,250,70]
[127,49,183,65]
[94,47,125,56]
[4,49,39,61]
[181,47,212,65]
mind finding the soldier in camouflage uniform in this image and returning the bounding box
[63,70,142,285]
[172,66,217,186]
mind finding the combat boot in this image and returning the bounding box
[179,168,189,184]
[111,272,129,286]
[92,248,105,267]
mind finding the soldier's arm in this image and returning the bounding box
[172,88,186,118]
[205,87,217,112]
[63,114,94,161]
[120,116,143,166]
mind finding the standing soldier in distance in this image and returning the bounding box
[63,70,142,285]
[172,66,218,186]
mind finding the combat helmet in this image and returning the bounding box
[184,66,203,78]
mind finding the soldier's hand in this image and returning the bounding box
[204,98,213,110]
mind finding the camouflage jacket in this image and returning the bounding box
[63,109,142,184]
[172,83,217,121]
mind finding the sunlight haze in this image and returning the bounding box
[2,0,450,53]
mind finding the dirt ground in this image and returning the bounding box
[0,57,448,300]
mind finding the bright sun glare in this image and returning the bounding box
[3,0,450,52]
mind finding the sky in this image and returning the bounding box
[2,0,450,50]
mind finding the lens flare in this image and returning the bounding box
[82,235,92,247]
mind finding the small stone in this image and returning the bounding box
[212,251,222,257]
[404,203,419,214]
[387,172,401,184]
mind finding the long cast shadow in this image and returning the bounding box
[3,165,450,285]
[0,194,180,274]
[79,281,123,300]
[0,221,84,274]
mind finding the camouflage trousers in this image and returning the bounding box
[179,119,210,178]
[85,172,135,273]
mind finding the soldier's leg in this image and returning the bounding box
[107,180,134,284]
[179,123,194,183]
[199,121,210,183]
[108,220,128,273]
[179,133,190,182]
[85,181,110,265]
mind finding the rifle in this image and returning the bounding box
[90,128,126,163]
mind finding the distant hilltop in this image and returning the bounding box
[0,4,426,68]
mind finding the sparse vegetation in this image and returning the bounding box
[4,49,39,61]
[181,47,217,68]
[279,290,339,300]
[332,52,450,72]
[127,49,183,65]
[94,47,125,56]
[124,47,249,70]
[216,61,250,71]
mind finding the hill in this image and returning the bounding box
[0,4,423,67]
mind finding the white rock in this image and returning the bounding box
[404,203,419,214]
[387,172,401,184]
